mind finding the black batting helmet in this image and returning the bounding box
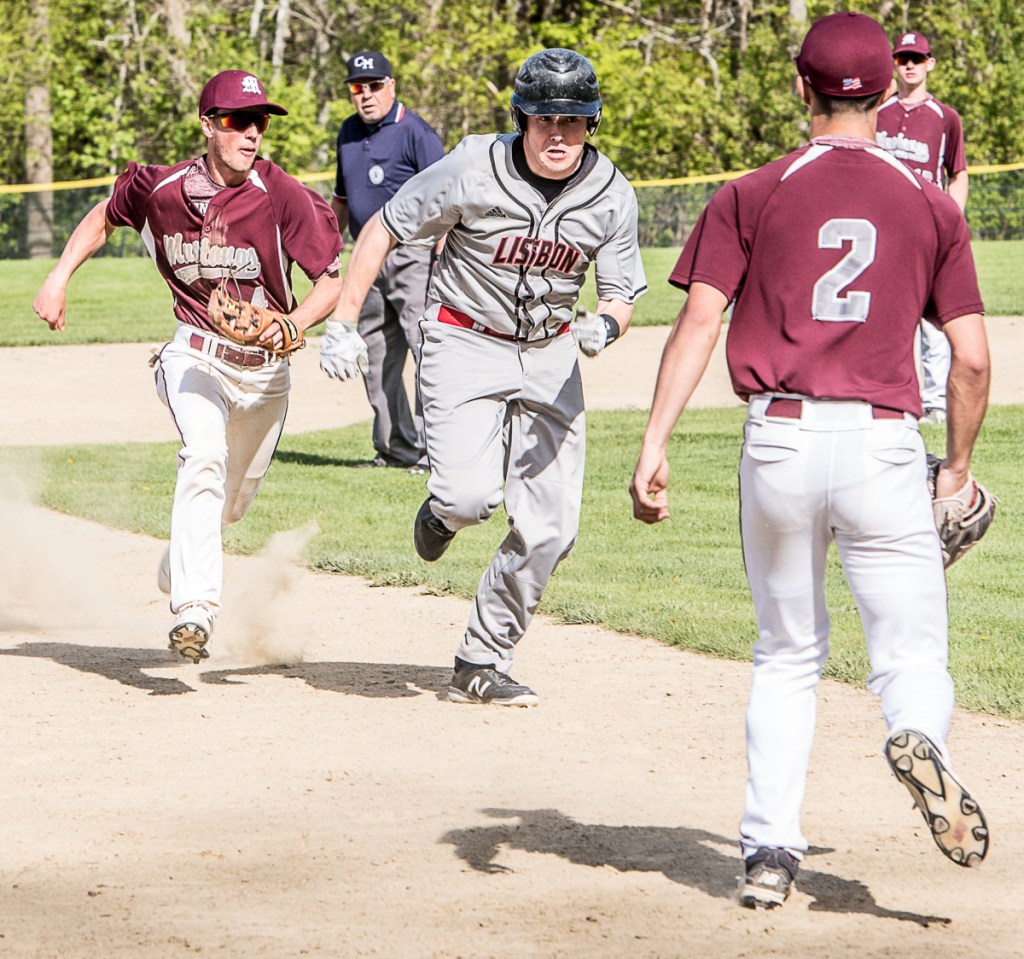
[510,48,602,135]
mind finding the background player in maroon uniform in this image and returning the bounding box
[630,12,990,908]
[876,30,969,423]
[33,70,343,663]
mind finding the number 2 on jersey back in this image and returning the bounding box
[811,218,877,323]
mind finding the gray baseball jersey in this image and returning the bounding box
[379,133,647,339]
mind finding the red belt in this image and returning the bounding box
[765,397,904,420]
[437,305,570,341]
[189,332,272,369]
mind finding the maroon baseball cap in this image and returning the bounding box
[198,71,288,117]
[893,31,932,56]
[795,12,893,97]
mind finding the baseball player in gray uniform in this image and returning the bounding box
[334,48,646,705]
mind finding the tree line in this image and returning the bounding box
[2,0,1023,254]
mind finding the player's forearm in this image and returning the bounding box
[947,171,969,212]
[33,200,115,331]
[291,272,343,331]
[942,312,989,483]
[47,200,114,286]
[335,212,398,324]
[640,285,725,453]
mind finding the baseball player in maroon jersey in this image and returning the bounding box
[630,12,990,908]
[876,30,969,423]
[33,71,343,663]
[334,48,646,706]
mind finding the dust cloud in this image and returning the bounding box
[220,522,319,665]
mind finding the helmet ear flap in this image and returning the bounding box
[587,110,602,135]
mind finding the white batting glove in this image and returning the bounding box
[570,308,619,357]
[319,317,369,381]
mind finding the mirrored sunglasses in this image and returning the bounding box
[212,111,271,134]
[349,80,388,95]
[894,53,928,65]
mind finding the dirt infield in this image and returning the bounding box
[2,322,1023,958]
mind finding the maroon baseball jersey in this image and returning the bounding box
[875,95,966,189]
[670,138,983,416]
[106,157,342,332]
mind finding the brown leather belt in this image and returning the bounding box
[438,305,570,341]
[765,397,904,420]
[189,332,272,369]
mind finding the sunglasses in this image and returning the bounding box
[211,111,271,134]
[348,80,388,95]
[894,54,928,65]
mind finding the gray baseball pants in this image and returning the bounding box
[357,243,431,467]
[418,318,585,671]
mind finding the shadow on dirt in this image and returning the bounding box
[0,642,449,699]
[202,661,449,698]
[441,807,952,926]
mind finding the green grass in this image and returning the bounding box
[2,406,1020,720]
[972,239,1024,315]
[5,239,1020,346]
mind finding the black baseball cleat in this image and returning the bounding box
[447,660,539,706]
[885,729,989,866]
[739,847,799,910]
[414,497,456,562]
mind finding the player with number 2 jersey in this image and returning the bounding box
[679,134,979,418]
[631,11,990,910]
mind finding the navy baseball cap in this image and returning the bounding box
[893,31,932,56]
[199,70,287,116]
[795,12,893,97]
[346,51,393,82]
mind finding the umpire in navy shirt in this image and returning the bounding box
[325,51,444,471]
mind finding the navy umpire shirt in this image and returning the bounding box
[333,100,444,239]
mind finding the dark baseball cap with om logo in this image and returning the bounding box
[346,51,393,82]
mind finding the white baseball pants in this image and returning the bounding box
[417,319,585,671]
[154,324,290,616]
[737,395,952,857]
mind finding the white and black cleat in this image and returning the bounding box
[168,604,214,664]
[447,661,538,706]
[885,729,989,866]
[414,497,456,562]
[739,847,798,910]
[168,621,210,663]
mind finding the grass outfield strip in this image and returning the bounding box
[1,406,1020,720]
[4,239,1022,347]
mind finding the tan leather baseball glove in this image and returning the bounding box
[207,285,304,355]
[926,454,997,568]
